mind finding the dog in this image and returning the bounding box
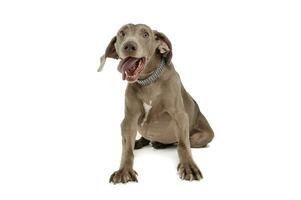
[98,24,214,184]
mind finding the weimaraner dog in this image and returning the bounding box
[98,24,214,184]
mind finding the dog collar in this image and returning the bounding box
[136,58,166,86]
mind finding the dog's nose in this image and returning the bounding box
[123,41,137,53]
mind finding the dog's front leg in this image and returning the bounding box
[109,96,140,184]
[174,112,203,181]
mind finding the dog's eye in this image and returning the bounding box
[143,32,149,38]
[119,31,125,37]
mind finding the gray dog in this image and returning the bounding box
[98,24,214,184]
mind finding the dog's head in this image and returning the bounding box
[98,24,172,82]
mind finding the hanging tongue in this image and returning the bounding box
[117,57,141,80]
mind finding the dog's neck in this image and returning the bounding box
[136,54,166,86]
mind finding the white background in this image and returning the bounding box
[0,0,301,199]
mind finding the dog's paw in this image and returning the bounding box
[134,137,150,149]
[177,162,203,181]
[109,168,138,184]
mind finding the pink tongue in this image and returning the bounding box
[117,57,140,80]
[118,58,139,72]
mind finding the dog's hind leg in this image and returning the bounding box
[190,130,214,148]
[190,110,214,148]
[134,137,150,149]
[151,141,175,149]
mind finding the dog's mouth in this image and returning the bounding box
[117,57,145,82]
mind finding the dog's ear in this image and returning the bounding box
[154,31,172,64]
[97,36,118,72]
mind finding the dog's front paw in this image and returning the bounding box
[177,162,203,181]
[109,168,138,184]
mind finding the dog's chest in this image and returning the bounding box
[138,100,177,144]
[141,101,152,126]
